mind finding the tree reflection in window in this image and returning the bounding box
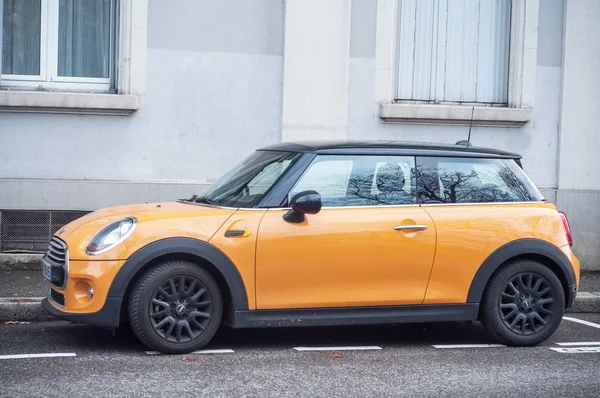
[292,155,417,207]
[416,158,535,204]
[346,162,415,206]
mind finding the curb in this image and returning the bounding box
[0,298,54,322]
[568,292,600,313]
[0,253,43,271]
[1,294,599,323]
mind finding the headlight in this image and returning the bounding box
[86,217,137,255]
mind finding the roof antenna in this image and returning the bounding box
[455,106,475,147]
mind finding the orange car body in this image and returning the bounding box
[47,200,580,317]
[42,141,580,334]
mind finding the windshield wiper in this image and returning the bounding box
[194,197,218,205]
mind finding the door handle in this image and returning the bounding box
[393,225,428,232]
[224,229,251,237]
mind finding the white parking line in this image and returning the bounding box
[549,347,600,354]
[562,316,600,329]
[145,349,234,355]
[432,344,506,349]
[556,342,600,346]
[293,346,382,352]
[0,353,76,360]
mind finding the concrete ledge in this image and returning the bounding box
[0,298,53,322]
[0,91,139,116]
[0,254,42,271]
[379,103,533,127]
[0,179,209,211]
[1,294,598,322]
[568,292,600,313]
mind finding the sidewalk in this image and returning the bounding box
[0,270,47,297]
[580,271,600,293]
[1,269,599,322]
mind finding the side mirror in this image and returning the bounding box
[283,190,322,223]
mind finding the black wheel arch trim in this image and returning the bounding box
[108,237,249,311]
[467,238,577,307]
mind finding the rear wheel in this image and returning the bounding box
[129,261,223,354]
[480,260,564,346]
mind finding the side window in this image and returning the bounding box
[247,160,294,195]
[290,155,416,207]
[416,157,538,204]
[292,158,353,202]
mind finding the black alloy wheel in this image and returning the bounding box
[150,275,214,343]
[129,261,223,354]
[498,273,555,335]
[481,260,565,347]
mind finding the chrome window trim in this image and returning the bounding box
[321,204,420,210]
[182,200,546,212]
[267,201,546,211]
[419,201,547,207]
[268,203,420,211]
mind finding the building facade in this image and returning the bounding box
[0,0,598,270]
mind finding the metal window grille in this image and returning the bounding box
[0,210,90,253]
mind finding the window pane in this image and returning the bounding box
[292,158,354,203]
[2,0,41,75]
[416,157,538,204]
[199,151,299,208]
[396,0,511,103]
[292,155,417,207]
[58,0,114,78]
[247,159,294,196]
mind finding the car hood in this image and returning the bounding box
[55,201,237,260]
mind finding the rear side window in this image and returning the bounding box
[416,157,544,204]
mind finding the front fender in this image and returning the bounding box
[107,237,249,310]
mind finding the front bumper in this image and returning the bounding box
[42,297,122,328]
[43,258,127,327]
[45,259,125,312]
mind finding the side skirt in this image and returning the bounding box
[228,303,479,328]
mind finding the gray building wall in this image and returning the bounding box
[0,0,284,209]
[556,0,600,270]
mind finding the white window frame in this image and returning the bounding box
[0,0,146,115]
[1,0,116,92]
[375,0,538,127]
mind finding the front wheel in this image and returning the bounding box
[480,260,565,346]
[129,261,223,354]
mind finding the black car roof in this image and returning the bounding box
[259,140,521,159]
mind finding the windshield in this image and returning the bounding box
[188,150,299,208]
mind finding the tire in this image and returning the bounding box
[128,261,223,354]
[480,260,564,347]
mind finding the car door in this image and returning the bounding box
[255,154,437,310]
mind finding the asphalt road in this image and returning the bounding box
[1,314,600,397]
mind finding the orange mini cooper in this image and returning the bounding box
[42,141,580,354]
